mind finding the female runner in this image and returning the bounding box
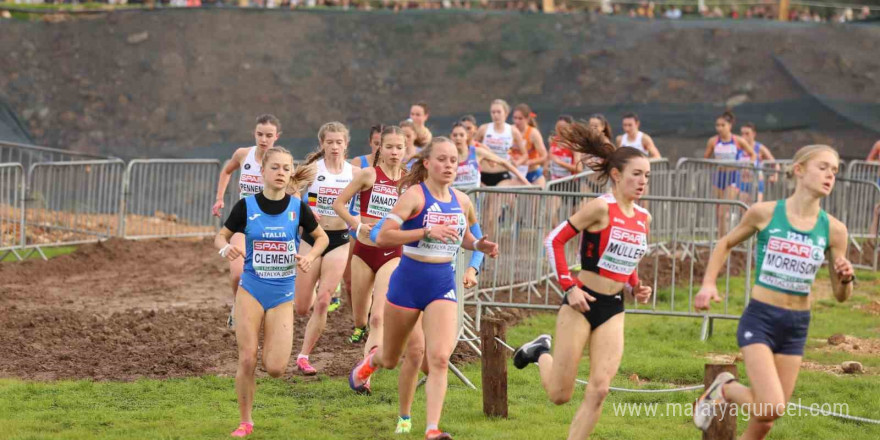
[510,103,549,186]
[474,99,528,187]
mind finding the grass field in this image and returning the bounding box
[1,271,878,439]
[1,246,77,262]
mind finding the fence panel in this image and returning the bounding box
[0,163,25,252]
[123,159,222,239]
[25,160,125,247]
[0,141,110,171]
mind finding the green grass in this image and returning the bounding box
[1,245,77,262]
[1,273,878,439]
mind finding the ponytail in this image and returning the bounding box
[397,136,452,192]
[514,103,538,129]
[558,121,644,184]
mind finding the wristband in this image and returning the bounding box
[356,223,364,237]
[219,244,231,258]
[387,213,404,225]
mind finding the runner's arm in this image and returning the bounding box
[544,198,609,291]
[301,203,329,260]
[701,203,771,289]
[642,134,662,159]
[511,126,528,161]
[736,136,757,160]
[476,148,530,185]
[375,187,425,248]
[332,167,372,231]
[867,141,880,162]
[704,137,716,159]
[827,217,853,302]
[215,149,246,203]
[527,130,548,166]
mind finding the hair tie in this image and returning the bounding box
[529,112,537,118]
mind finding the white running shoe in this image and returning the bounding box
[693,372,735,431]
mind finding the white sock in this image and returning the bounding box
[426,424,438,433]
[298,354,308,361]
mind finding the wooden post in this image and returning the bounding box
[480,318,508,418]
[777,0,790,21]
[702,364,738,440]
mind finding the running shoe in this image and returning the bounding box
[328,297,341,313]
[296,357,317,376]
[693,371,735,431]
[230,422,253,437]
[513,334,551,369]
[424,429,453,440]
[349,326,368,344]
[348,347,377,395]
[395,416,412,434]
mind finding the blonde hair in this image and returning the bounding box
[491,99,510,115]
[786,144,839,179]
[398,136,454,192]
[305,121,350,165]
[260,147,315,194]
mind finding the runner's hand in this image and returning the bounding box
[463,267,478,288]
[356,223,374,242]
[834,256,854,283]
[566,286,596,313]
[212,200,224,217]
[427,224,460,244]
[475,236,499,258]
[224,245,244,261]
[634,282,652,304]
[295,254,315,273]
[694,286,721,311]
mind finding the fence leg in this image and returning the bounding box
[480,318,508,418]
[703,364,738,440]
[700,315,711,341]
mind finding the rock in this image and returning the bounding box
[734,352,744,363]
[127,32,149,45]
[628,373,639,383]
[828,334,846,346]
[726,94,749,108]
[841,361,862,374]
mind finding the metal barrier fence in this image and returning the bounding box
[0,163,25,256]
[1,141,110,171]
[24,160,126,250]
[123,159,221,239]
[458,188,752,341]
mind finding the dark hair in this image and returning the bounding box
[460,115,477,125]
[622,112,639,122]
[398,136,453,192]
[589,113,613,140]
[718,111,735,125]
[369,124,385,143]
[513,103,538,129]
[451,121,465,130]
[413,101,429,115]
[374,125,407,169]
[558,121,645,184]
[256,114,281,132]
[742,122,756,131]
[557,115,574,124]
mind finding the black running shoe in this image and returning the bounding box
[513,334,552,369]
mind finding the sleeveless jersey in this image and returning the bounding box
[510,126,539,174]
[549,139,575,180]
[402,183,467,259]
[307,159,354,218]
[359,166,400,220]
[483,123,514,161]
[713,136,738,161]
[239,147,263,198]
[580,193,650,282]
[243,195,302,282]
[620,131,646,155]
[453,146,481,190]
[755,199,829,296]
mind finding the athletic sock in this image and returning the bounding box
[426,424,438,433]
[399,415,410,420]
[298,354,308,361]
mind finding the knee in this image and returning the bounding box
[265,363,286,378]
[238,351,258,373]
[314,290,332,312]
[586,381,611,403]
[295,301,311,316]
[378,353,400,370]
[753,401,786,422]
[549,388,574,406]
[425,351,450,372]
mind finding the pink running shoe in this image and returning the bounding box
[230,422,253,437]
[297,356,317,376]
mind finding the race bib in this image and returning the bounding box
[311,187,343,217]
[367,183,399,218]
[455,163,480,189]
[550,156,572,179]
[759,236,824,294]
[419,212,467,257]
[598,227,647,276]
[252,240,297,279]
[239,174,263,198]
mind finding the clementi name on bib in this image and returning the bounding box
[252,240,297,278]
[597,227,647,276]
[759,236,824,293]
